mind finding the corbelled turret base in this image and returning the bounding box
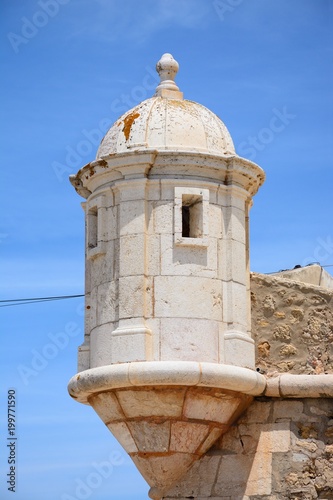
[68,361,266,498]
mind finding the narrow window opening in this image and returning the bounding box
[87,207,98,249]
[182,205,190,237]
[181,194,203,238]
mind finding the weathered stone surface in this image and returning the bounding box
[88,383,257,498]
[110,327,153,364]
[89,391,124,422]
[159,318,219,362]
[273,400,303,422]
[197,427,223,454]
[131,453,194,493]
[214,455,255,496]
[251,273,333,375]
[163,398,333,499]
[183,389,242,424]
[107,421,138,453]
[164,454,221,498]
[90,323,115,367]
[169,422,209,453]
[239,401,271,424]
[117,388,186,418]
[75,143,264,371]
[154,275,223,321]
[128,420,170,452]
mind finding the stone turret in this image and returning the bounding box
[68,54,266,499]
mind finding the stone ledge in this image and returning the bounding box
[68,361,266,404]
[265,374,333,398]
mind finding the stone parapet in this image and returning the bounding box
[265,373,333,398]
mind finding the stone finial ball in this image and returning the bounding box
[156,53,179,81]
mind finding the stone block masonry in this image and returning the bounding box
[164,398,333,499]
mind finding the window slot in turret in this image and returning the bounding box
[181,194,203,238]
[87,207,98,249]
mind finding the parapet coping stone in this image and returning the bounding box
[68,361,266,404]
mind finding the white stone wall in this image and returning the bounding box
[77,171,255,371]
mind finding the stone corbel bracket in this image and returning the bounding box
[68,366,333,499]
[68,361,266,499]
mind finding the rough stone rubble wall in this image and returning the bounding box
[251,273,333,375]
[163,274,333,499]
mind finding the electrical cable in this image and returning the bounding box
[1,266,332,308]
[0,294,84,308]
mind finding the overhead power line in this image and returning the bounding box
[1,265,332,308]
[0,294,84,308]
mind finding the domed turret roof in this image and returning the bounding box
[96,54,235,159]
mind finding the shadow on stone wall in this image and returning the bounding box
[164,399,333,499]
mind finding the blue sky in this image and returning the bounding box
[0,0,332,499]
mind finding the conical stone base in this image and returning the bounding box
[68,362,266,497]
[89,385,252,497]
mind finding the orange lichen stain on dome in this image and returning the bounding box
[122,111,140,140]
